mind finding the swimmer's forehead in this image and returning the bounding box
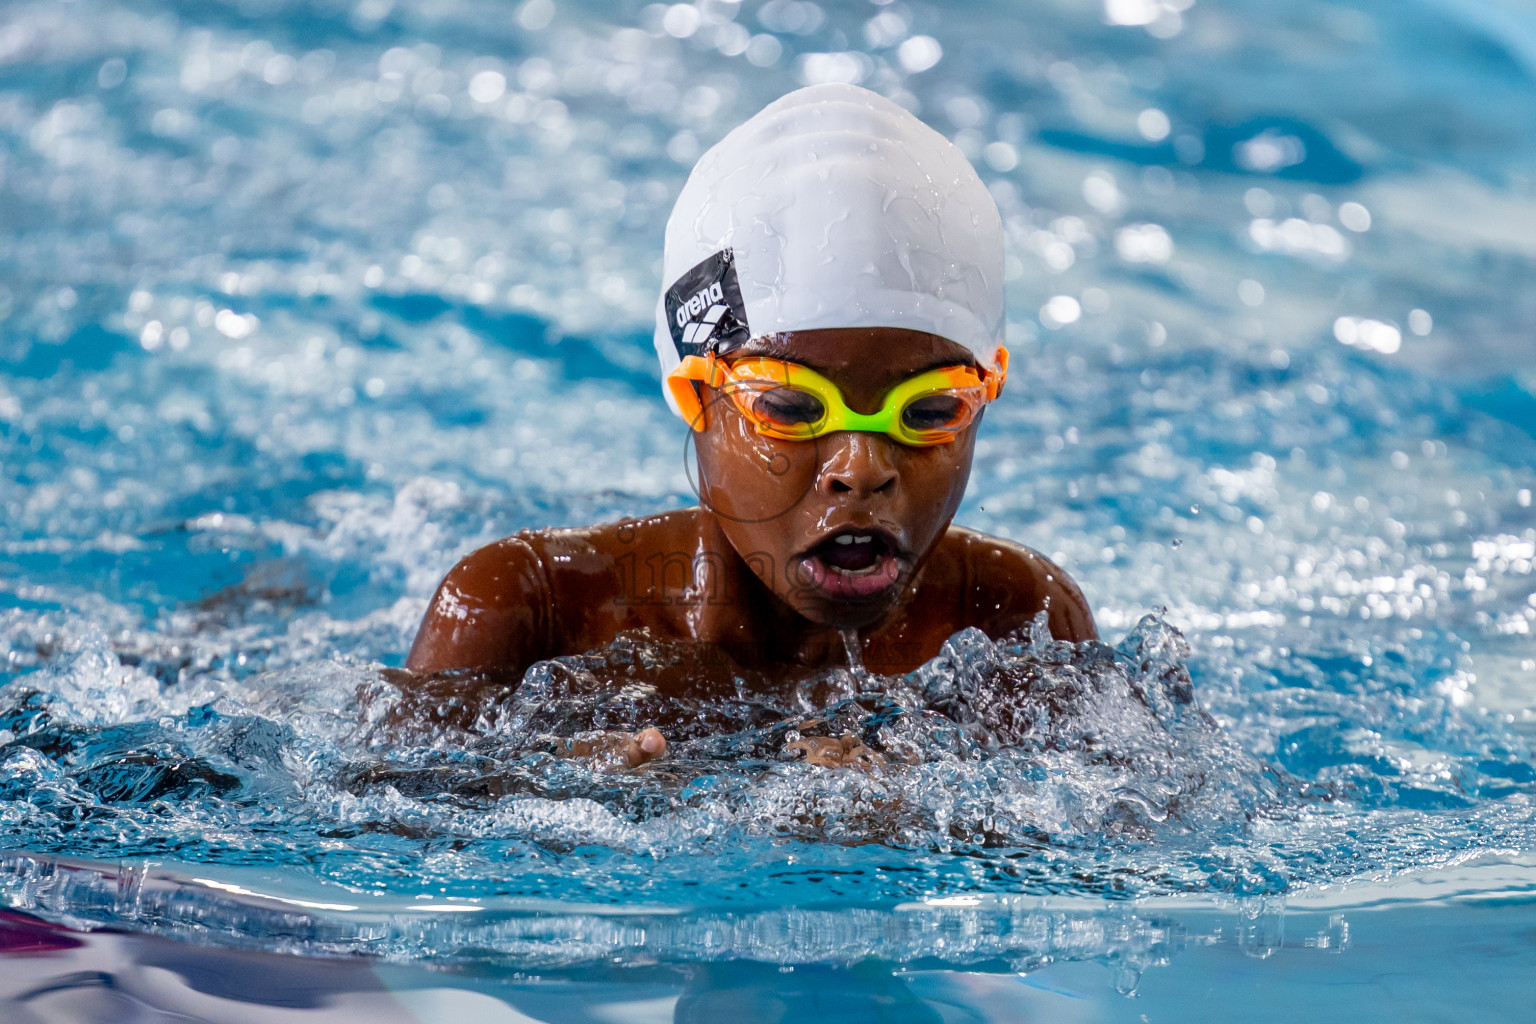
[735,327,976,376]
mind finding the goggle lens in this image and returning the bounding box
[738,383,826,433]
[899,391,980,435]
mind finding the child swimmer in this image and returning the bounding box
[405,84,1095,765]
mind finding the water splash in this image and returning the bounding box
[0,608,1485,910]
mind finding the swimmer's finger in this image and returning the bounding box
[786,734,885,768]
[623,727,668,768]
[786,736,842,766]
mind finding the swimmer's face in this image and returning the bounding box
[693,327,980,629]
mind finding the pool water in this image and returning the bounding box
[2,0,1535,1019]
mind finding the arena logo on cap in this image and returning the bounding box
[665,249,751,358]
[676,282,723,328]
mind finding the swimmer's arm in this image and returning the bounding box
[970,539,1098,643]
[405,536,552,677]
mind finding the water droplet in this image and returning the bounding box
[840,628,865,678]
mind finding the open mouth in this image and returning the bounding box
[800,528,906,601]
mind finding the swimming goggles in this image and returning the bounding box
[665,348,1008,447]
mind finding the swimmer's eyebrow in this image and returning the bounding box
[734,336,803,361]
[909,352,980,373]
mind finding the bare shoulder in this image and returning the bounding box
[403,511,702,674]
[442,532,553,614]
[404,532,552,674]
[942,525,1097,642]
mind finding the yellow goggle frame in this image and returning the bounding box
[665,347,1008,447]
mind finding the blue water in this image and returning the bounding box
[1,0,1535,1006]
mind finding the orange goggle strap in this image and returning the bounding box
[664,346,1009,441]
[664,354,722,430]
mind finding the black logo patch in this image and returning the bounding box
[665,249,751,358]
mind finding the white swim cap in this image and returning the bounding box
[654,83,1005,411]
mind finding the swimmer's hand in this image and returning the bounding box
[556,727,668,771]
[785,731,886,768]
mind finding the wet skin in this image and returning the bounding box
[405,327,1096,765]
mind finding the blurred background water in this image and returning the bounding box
[1,0,1535,994]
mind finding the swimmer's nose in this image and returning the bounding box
[816,433,899,498]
